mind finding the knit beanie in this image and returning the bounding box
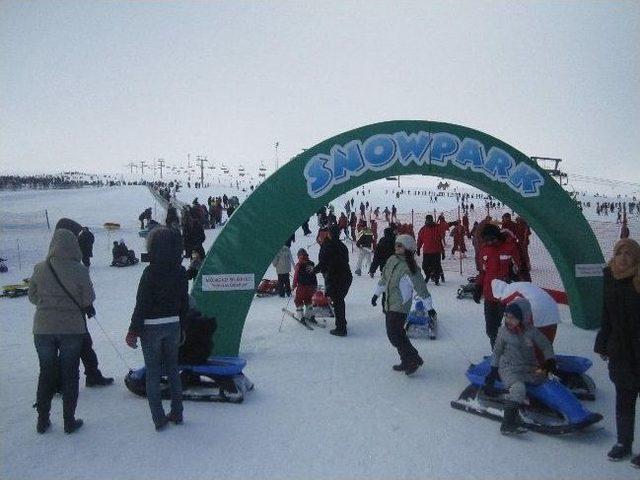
[395,234,417,252]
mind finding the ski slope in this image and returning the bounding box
[1,182,638,480]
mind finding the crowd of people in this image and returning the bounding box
[0,174,116,190]
[23,184,640,468]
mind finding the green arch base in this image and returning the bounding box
[193,120,604,356]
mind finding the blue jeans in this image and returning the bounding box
[140,322,183,426]
[34,334,84,421]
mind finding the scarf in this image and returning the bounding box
[608,238,640,293]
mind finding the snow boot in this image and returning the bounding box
[404,357,424,376]
[36,414,51,434]
[607,443,632,461]
[631,454,640,469]
[64,418,84,434]
[86,371,114,387]
[167,411,183,425]
[330,327,347,337]
[500,404,527,435]
[354,269,362,276]
[155,416,169,431]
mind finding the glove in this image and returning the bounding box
[125,331,138,349]
[472,283,482,304]
[441,252,445,260]
[416,250,421,257]
[84,305,96,318]
[483,366,499,396]
[542,358,557,376]
[371,295,378,307]
[427,309,437,318]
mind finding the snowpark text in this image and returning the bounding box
[304,131,545,198]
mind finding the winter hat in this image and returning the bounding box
[481,223,501,241]
[395,234,416,252]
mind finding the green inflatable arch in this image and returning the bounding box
[193,120,604,356]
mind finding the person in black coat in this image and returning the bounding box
[313,225,352,336]
[594,238,640,465]
[369,227,396,277]
[54,218,113,387]
[126,226,189,430]
[166,204,179,229]
[77,227,94,267]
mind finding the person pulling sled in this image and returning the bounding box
[372,234,435,375]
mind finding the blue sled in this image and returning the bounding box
[125,356,254,403]
[451,357,602,434]
[405,300,437,339]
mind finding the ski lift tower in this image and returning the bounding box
[531,157,568,186]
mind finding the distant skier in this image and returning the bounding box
[272,242,294,297]
[139,207,152,230]
[354,221,374,276]
[313,225,352,337]
[369,227,396,277]
[77,226,94,267]
[292,248,318,323]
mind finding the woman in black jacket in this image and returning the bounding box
[594,238,640,466]
[126,227,189,431]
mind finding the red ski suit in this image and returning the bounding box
[417,224,443,255]
[476,240,521,302]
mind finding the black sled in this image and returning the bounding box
[456,276,478,300]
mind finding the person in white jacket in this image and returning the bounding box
[272,244,294,297]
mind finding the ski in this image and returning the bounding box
[304,314,327,328]
[281,308,314,330]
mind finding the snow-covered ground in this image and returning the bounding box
[1,182,639,480]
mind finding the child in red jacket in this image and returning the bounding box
[292,249,318,322]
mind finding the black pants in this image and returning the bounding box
[328,275,352,331]
[385,311,420,365]
[484,300,505,350]
[80,332,100,378]
[277,273,291,297]
[615,385,640,446]
[422,253,441,284]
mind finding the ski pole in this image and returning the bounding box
[278,294,294,332]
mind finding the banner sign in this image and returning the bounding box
[304,131,544,199]
[575,264,605,278]
[202,273,255,292]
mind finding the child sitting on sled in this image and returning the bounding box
[484,298,556,435]
[292,248,318,322]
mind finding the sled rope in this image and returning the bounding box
[93,315,133,370]
[437,320,476,366]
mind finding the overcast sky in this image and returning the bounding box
[1,0,638,183]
